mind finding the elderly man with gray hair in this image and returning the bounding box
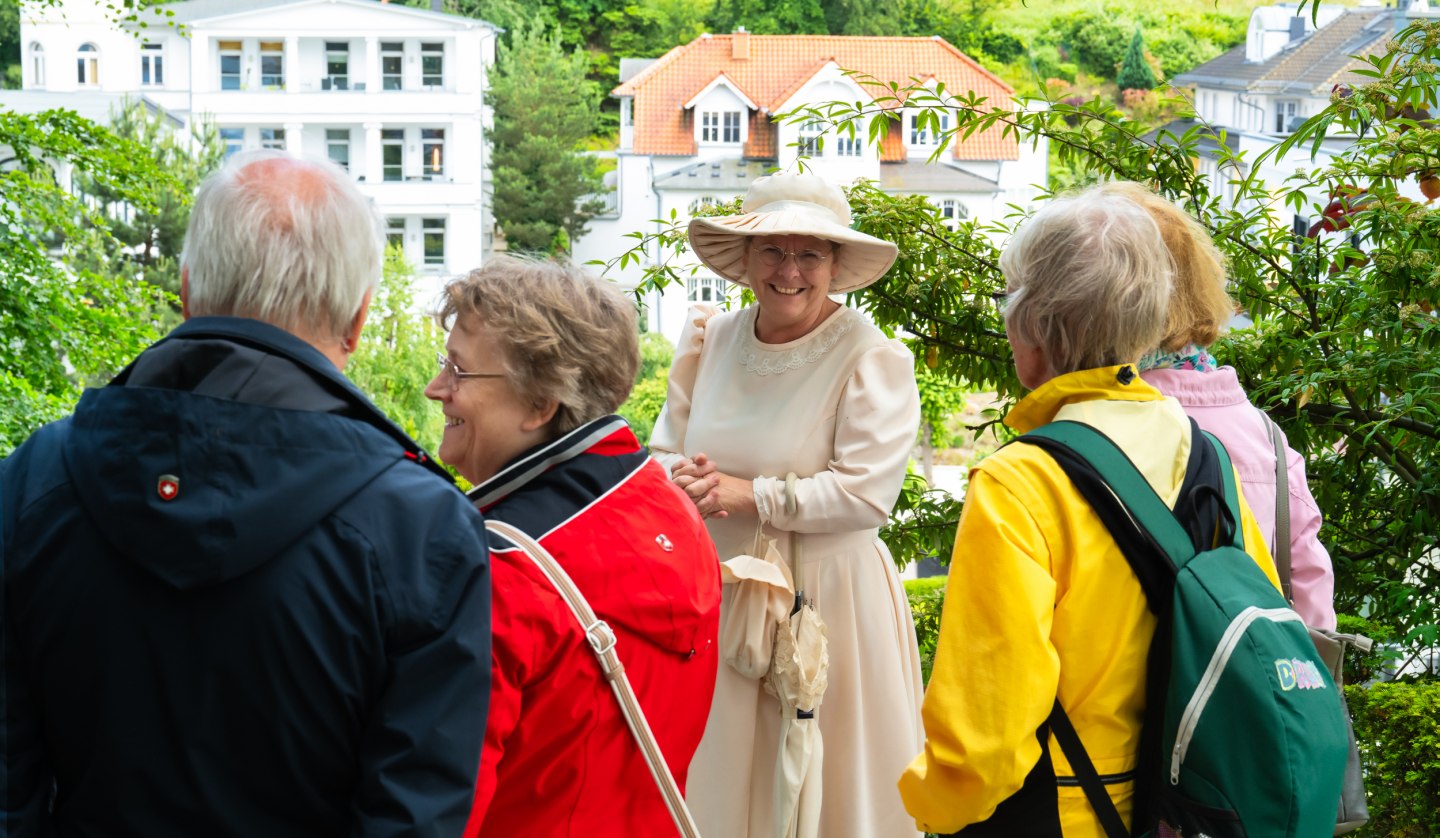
[0,151,490,837]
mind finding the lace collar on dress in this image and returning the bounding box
[737,307,857,377]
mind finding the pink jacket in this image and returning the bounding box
[1141,367,1336,628]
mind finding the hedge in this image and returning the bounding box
[904,581,1440,835]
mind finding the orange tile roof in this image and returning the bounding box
[613,34,1018,162]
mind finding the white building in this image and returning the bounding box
[573,32,1048,343]
[13,0,498,303]
[1170,1,1437,221]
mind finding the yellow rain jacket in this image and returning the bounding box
[898,365,1280,837]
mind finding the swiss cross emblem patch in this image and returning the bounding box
[157,474,180,501]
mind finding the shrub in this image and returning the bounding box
[1346,681,1440,836]
[905,577,947,685]
[619,370,668,446]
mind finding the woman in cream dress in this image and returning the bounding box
[649,173,924,838]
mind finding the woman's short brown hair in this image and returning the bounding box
[1098,181,1235,351]
[437,256,640,438]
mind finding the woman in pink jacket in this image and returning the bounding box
[1108,181,1337,628]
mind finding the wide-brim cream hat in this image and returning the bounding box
[688,173,899,294]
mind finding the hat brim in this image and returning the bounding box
[688,211,899,294]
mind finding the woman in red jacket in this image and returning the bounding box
[425,257,722,837]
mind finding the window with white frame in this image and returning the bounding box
[421,43,444,88]
[259,42,284,88]
[219,127,244,158]
[76,43,99,86]
[140,43,163,86]
[798,120,823,156]
[1275,100,1299,133]
[688,275,727,303]
[218,41,242,90]
[421,129,445,180]
[381,129,404,181]
[381,42,403,90]
[422,217,446,267]
[723,111,741,143]
[689,196,720,214]
[326,129,351,172]
[701,111,741,144]
[259,127,286,151]
[325,41,349,90]
[386,217,405,251]
[910,111,950,147]
[938,198,968,228]
[29,43,45,87]
[836,135,862,157]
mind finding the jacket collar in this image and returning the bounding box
[118,316,452,482]
[467,415,636,510]
[1005,364,1164,434]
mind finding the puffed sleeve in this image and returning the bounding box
[751,340,920,533]
[898,467,1059,833]
[648,304,722,473]
[1282,449,1338,630]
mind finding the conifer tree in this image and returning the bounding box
[1116,27,1158,91]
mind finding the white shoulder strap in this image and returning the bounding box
[485,519,702,838]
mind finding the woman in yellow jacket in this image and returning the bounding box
[898,185,1281,836]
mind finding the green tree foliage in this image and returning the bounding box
[618,331,674,445]
[73,98,224,312]
[1,109,172,455]
[708,0,827,35]
[606,19,1440,654]
[489,20,602,254]
[1346,681,1440,835]
[346,247,447,455]
[2,1,19,89]
[1116,28,1157,91]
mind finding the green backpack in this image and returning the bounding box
[1020,420,1349,837]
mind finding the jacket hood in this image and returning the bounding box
[61,317,443,590]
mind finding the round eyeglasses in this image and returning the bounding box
[752,244,833,272]
[435,352,505,391]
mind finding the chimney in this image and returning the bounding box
[1289,16,1307,41]
[733,26,750,61]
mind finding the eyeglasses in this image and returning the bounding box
[752,244,833,272]
[435,352,505,391]
[989,290,1013,312]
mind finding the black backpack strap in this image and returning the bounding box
[1048,701,1130,838]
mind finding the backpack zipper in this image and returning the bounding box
[1170,606,1303,784]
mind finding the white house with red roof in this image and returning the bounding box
[574,31,1047,341]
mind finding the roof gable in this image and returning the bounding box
[615,34,1018,161]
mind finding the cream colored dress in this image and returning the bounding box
[650,303,924,838]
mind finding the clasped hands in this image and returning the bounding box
[670,454,756,519]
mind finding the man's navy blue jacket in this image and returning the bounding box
[0,317,491,837]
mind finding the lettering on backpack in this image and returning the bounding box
[1274,658,1326,691]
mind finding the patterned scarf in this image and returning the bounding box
[1138,344,1220,373]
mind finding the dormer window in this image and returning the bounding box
[76,43,99,87]
[702,110,742,144]
[910,111,949,147]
